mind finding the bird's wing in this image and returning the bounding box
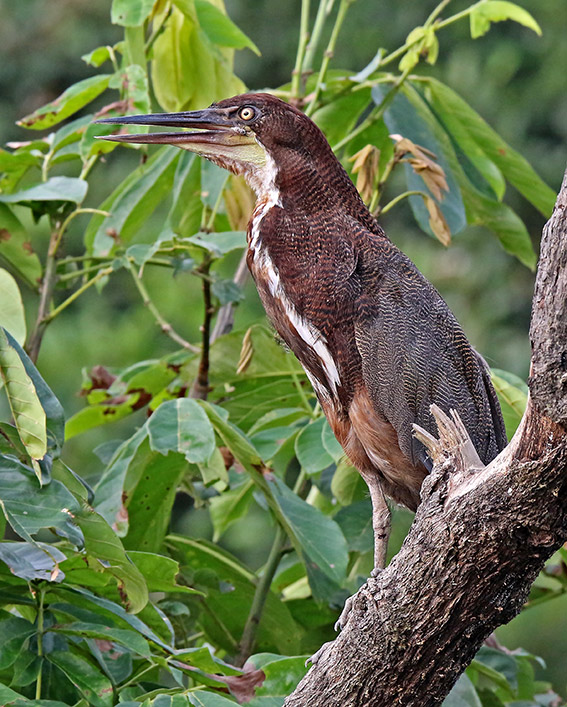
[353,237,506,468]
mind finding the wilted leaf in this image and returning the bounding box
[17,75,111,130]
[349,144,380,203]
[424,196,451,246]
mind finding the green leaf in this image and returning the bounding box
[0,204,42,288]
[209,479,254,541]
[17,75,111,130]
[470,1,541,39]
[75,505,148,613]
[54,621,151,658]
[335,499,374,553]
[108,63,151,114]
[82,45,116,68]
[442,673,482,706]
[0,683,26,704]
[94,425,148,528]
[47,650,113,707]
[3,329,65,457]
[331,460,367,505]
[0,269,26,345]
[190,691,241,706]
[122,449,190,552]
[186,231,247,256]
[0,176,88,205]
[270,477,348,587]
[0,615,36,670]
[0,328,46,460]
[85,147,180,256]
[65,391,142,440]
[0,541,66,582]
[194,0,260,53]
[129,551,202,595]
[151,6,245,113]
[295,418,334,474]
[111,0,156,26]
[253,655,308,697]
[0,455,82,545]
[162,152,202,239]
[147,398,216,463]
[425,78,554,217]
[491,369,527,438]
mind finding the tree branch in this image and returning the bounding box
[285,168,567,706]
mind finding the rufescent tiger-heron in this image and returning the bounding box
[97,93,506,576]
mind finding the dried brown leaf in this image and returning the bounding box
[424,196,451,246]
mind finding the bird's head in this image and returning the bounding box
[96,93,353,205]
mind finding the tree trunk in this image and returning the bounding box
[284,168,567,706]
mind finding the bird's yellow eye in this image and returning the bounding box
[239,107,255,121]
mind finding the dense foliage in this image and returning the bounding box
[0,0,565,704]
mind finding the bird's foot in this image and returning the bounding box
[334,568,383,632]
[305,641,333,667]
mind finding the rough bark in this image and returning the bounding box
[284,169,567,706]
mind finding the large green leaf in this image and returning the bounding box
[3,329,65,457]
[122,450,190,552]
[0,614,36,670]
[194,0,260,54]
[294,418,334,474]
[128,551,202,595]
[0,177,88,205]
[269,477,348,588]
[0,328,46,461]
[0,204,42,288]
[85,147,180,256]
[17,75,111,130]
[186,231,247,257]
[0,455,83,546]
[0,269,26,345]
[209,478,254,541]
[252,655,308,698]
[53,621,151,658]
[47,650,113,707]
[151,6,245,113]
[425,78,554,216]
[147,398,216,463]
[74,506,148,613]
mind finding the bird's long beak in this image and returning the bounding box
[95,108,266,166]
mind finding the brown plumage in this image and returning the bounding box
[98,93,507,568]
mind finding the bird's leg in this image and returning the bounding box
[366,475,391,573]
[335,474,390,632]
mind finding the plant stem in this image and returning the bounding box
[425,0,454,26]
[42,266,113,324]
[26,224,61,362]
[190,259,214,399]
[35,584,46,700]
[128,261,200,353]
[291,0,311,102]
[380,189,429,215]
[303,0,331,73]
[236,523,288,667]
[305,0,353,116]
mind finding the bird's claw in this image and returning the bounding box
[305,641,333,667]
[335,568,383,631]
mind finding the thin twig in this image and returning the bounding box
[210,252,249,342]
[305,0,353,116]
[127,261,200,353]
[303,0,331,74]
[291,0,311,103]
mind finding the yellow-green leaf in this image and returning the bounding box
[470,1,541,39]
[0,327,46,461]
[0,268,26,345]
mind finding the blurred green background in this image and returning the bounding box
[1,0,566,696]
